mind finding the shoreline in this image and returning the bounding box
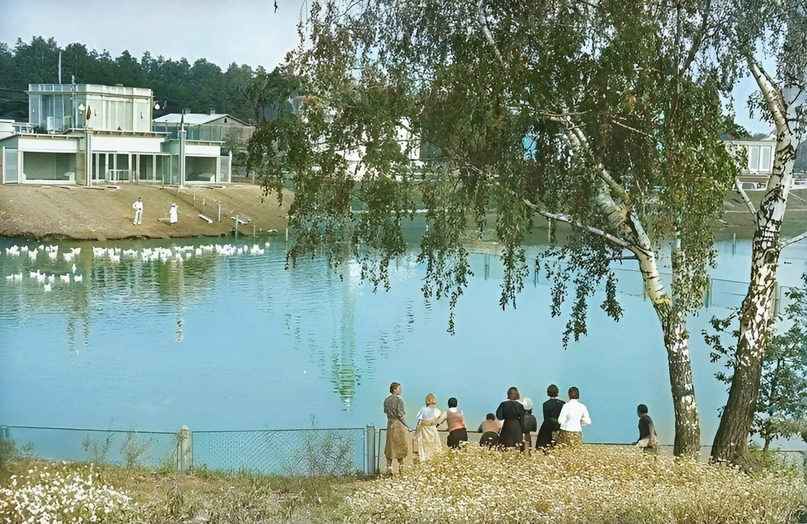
[0,183,292,242]
[2,183,807,243]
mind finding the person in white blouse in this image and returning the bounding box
[556,386,591,447]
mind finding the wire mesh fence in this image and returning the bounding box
[193,427,371,475]
[1,425,375,476]
[0,426,178,470]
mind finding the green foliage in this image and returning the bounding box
[705,274,807,450]
[0,36,299,125]
[251,0,739,342]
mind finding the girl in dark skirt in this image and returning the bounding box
[537,384,565,449]
[495,386,526,448]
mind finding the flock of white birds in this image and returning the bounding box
[2,241,271,292]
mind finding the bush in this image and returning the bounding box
[0,462,131,523]
[348,445,807,523]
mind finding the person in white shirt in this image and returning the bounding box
[556,386,591,447]
[132,197,143,225]
[169,203,178,225]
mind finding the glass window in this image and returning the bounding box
[760,146,772,172]
[748,145,760,171]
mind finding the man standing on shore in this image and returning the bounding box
[132,197,143,225]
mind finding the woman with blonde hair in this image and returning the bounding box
[414,393,443,463]
[383,382,409,475]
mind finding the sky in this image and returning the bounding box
[0,0,306,70]
[0,0,772,135]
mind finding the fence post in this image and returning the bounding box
[365,425,376,476]
[176,425,192,474]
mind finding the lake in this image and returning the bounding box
[2,233,807,452]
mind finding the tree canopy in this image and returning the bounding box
[252,0,744,455]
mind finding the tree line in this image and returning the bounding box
[0,36,300,124]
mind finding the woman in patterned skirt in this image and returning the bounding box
[384,381,409,475]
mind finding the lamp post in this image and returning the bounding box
[77,103,92,187]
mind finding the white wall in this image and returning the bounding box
[91,136,163,153]
[18,137,78,153]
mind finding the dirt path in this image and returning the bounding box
[0,183,291,241]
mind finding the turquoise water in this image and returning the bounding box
[2,234,807,448]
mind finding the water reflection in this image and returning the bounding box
[3,235,807,445]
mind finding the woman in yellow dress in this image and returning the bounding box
[414,393,444,463]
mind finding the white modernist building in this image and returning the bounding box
[0,83,230,186]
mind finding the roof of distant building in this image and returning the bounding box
[153,113,251,126]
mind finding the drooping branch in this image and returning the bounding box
[734,177,758,223]
[780,230,807,249]
[523,199,633,250]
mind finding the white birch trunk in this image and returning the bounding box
[711,60,797,464]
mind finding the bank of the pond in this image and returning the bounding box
[2,445,805,524]
[4,183,807,242]
[0,183,292,241]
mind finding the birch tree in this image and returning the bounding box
[252,0,739,456]
[711,0,807,464]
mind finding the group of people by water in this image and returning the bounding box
[383,382,658,475]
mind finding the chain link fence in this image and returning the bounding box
[0,425,375,476]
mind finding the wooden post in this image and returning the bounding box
[175,426,192,474]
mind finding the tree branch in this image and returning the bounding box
[477,0,506,71]
[780,230,807,249]
[523,199,633,250]
[564,121,632,205]
[610,117,655,140]
[734,177,758,220]
[680,0,711,75]
[749,60,787,130]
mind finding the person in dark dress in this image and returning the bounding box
[495,386,526,449]
[536,384,565,449]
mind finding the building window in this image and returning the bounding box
[748,145,773,172]
[760,146,772,172]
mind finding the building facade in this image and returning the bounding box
[1,84,230,186]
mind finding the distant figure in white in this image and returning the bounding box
[132,197,143,225]
[169,203,178,225]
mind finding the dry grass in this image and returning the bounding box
[1,445,805,523]
[348,445,807,524]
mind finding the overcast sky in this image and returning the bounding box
[0,0,771,134]
[0,0,305,70]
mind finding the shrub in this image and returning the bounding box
[0,462,131,523]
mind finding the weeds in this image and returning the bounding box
[281,416,358,477]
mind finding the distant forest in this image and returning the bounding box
[0,36,301,124]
